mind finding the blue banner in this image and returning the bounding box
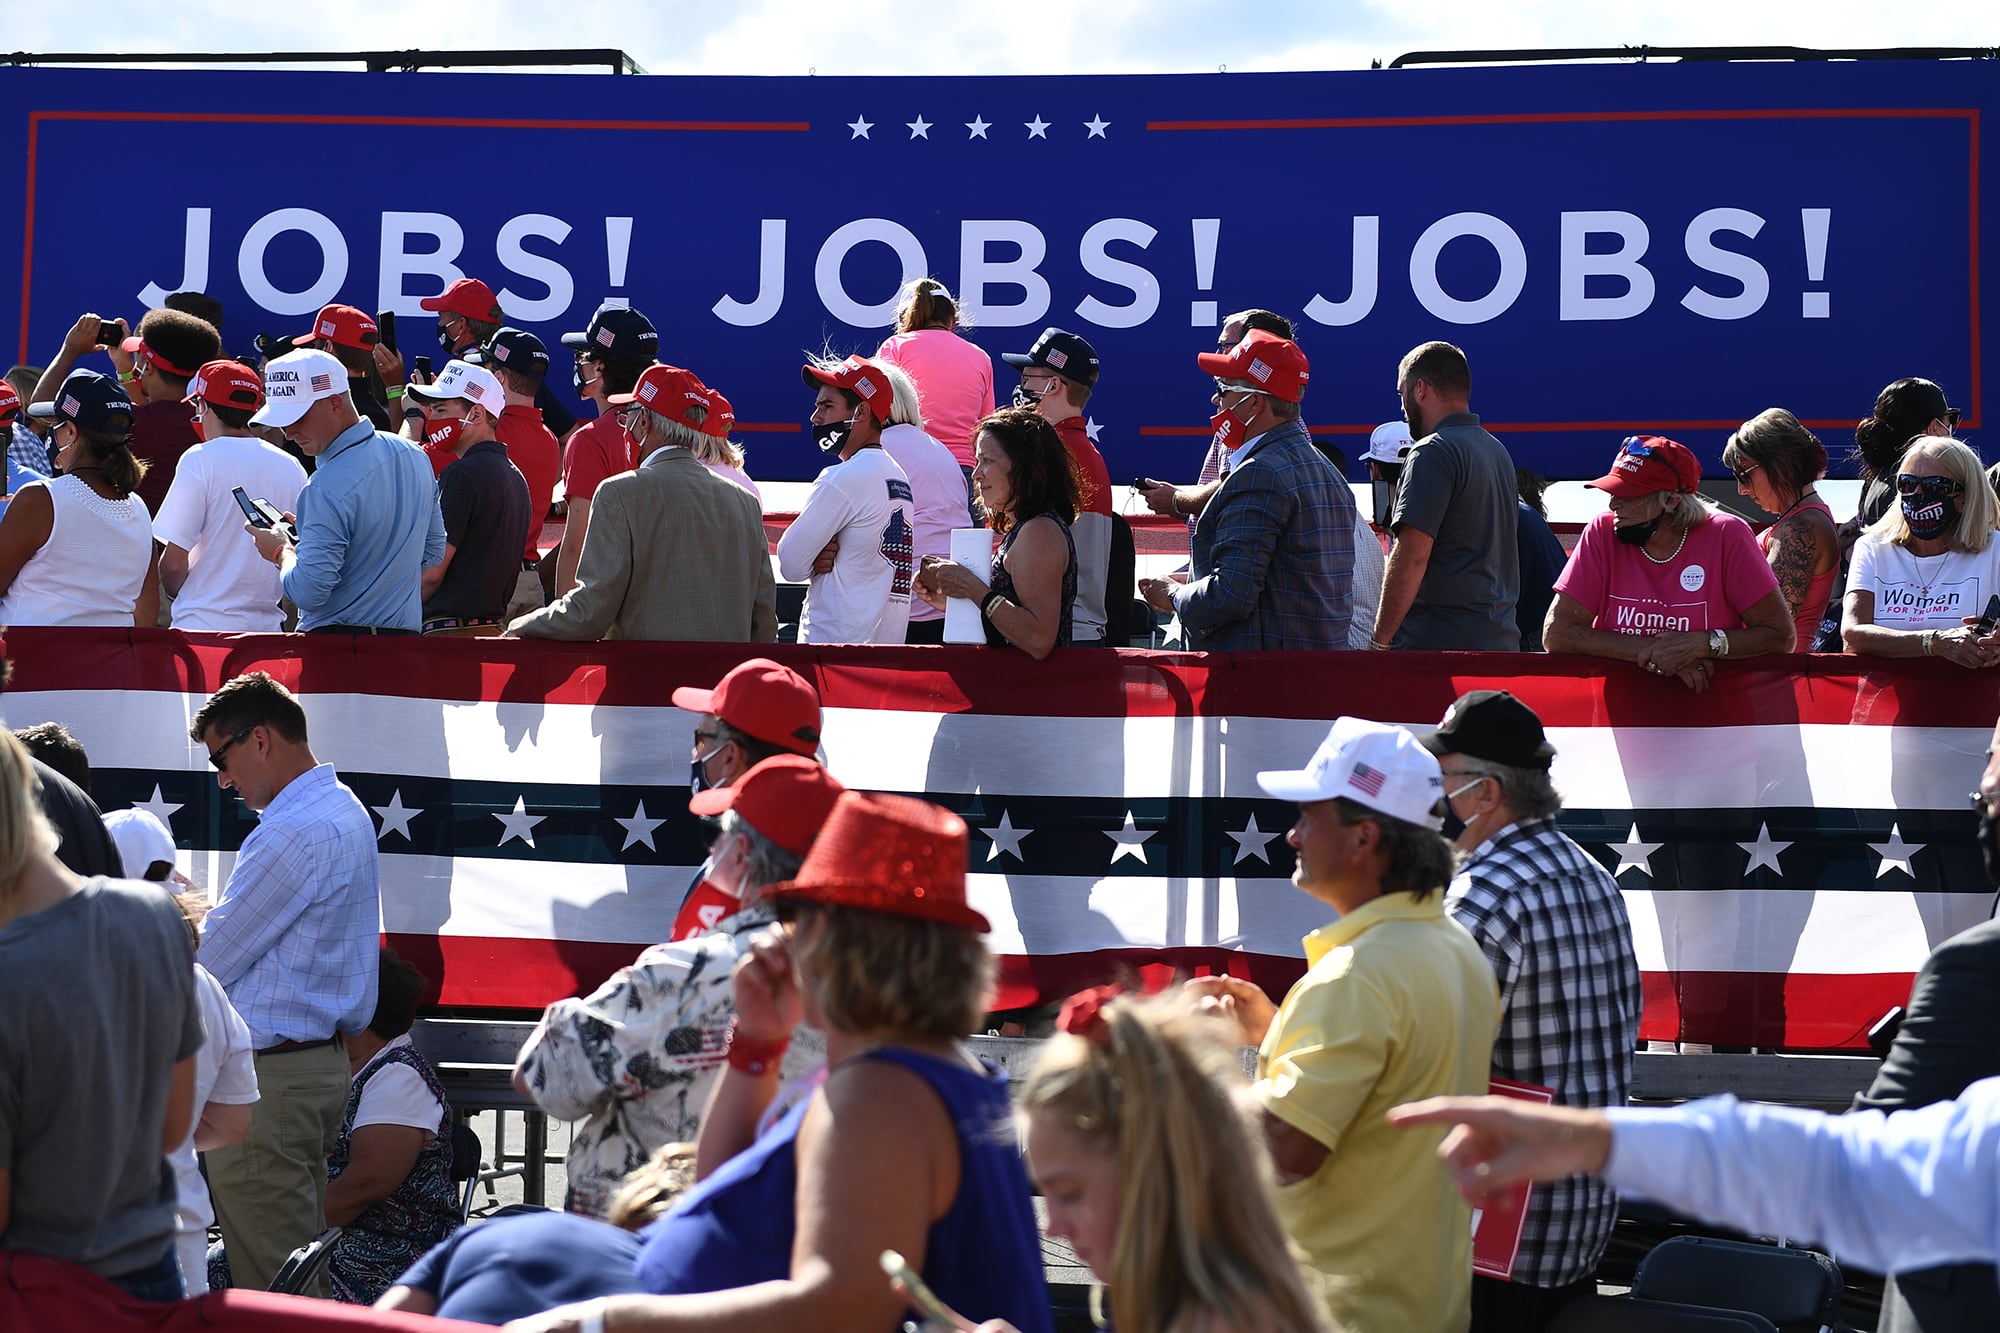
[2,60,1991,482]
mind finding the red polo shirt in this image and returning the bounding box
[1052,415,1113,517]
[496,403,560,560]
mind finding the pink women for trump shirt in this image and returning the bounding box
[1553,509,1780,635]
[875,328,995,466]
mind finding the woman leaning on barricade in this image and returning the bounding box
[1842,436,2000,668]
[914,407,1080,659]
[502,791,1054,1333]
[1722,409,1839,652]
[912,988,1335,1333]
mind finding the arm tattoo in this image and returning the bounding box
[1770,516,1819,616]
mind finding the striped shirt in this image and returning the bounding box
[1446,815,1643,1288]
[201,764,381,1049]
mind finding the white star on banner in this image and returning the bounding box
[494,796,546,849]
[1871,823,1923,879]
[1736,822,1793,876]
[1025,114,1051,140]
[1106,811,1155,864]
[847,115,873,140]
[984,810,1032,863]
[965,115,991,139]
[1608,823,1664,878]
[1084,416,1103,444]
[1228,813,1280,865]
[134,784,185,831]
[906,115,932,139]
[615,800,666,852]
[372,790,420,841]
[1084,114,1111,138]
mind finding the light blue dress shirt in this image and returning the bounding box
[1605,1075,2000,1275]
[283,420,445,631]
[2,457,46,519]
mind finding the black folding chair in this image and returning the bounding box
[1553,1293,1781,1332]
[267,1225,342,1296]
[1633,1235,1843,1333]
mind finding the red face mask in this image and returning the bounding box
[1211,394,1259,451]
[425,415,461,454]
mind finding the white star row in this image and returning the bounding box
[1607,820,1925,880]
[848,113,1111,141]
[980,808,1282,867]
[372,790,667,853]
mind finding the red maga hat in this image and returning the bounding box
[291,303,380,352]
[766,790,989,933]
[700,387,737,438]
[610,364,712,430]
[688,754,845,858]
[420,277,503,322]
[801,355,894,422]
[671,658,820,756]
[1587,435,1702,498]
[1195,329,1310,403]
[0,381,18,423]
[183,360,265,412]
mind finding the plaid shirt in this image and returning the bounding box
[1446,815,1643,1287]
[9,422,50,476]
[1174,418,1356,651]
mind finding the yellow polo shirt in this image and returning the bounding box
[1255,891,1499,1333]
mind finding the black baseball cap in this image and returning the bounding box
[562,300,659,363]
[1002,327,1101,386]
[28,369,135,439]
[486,327,551,380]
[1419,690,1555,770]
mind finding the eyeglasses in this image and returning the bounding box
[692,728,722,749]
[1730,460,1762,485]
[207,726,254,771]
[1896,473,1965,501]
[615,405,646,428]
[573,350,603,366]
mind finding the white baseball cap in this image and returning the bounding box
[408,359,507,420]
[105,807,177,881]
[1257,716,1446,830]
[250,348,350,428]
[1364,420,1414,465]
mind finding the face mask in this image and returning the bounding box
[1010,382,1043,410]
[1210,393,1260,452]
[689,745,724,796]
[424,415,462,453]
[435,321,462,356]
[1903,495,1958,541]
[813,415,855,455]
[1439,777,1484,844]
[1614,514,1663,546]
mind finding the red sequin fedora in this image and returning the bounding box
[766,790,989,933]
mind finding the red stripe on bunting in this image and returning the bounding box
[401,932,1905,1053]
[10,628,2000,729]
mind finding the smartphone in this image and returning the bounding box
[1976,593,2000,636]
[232,487,295,542]
[1131,476,1150,490]
[95,317,129,348]
[412,355,433,384]
[376,309,398,354]
[879,1250,954,1330]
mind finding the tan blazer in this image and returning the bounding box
[509,447,777,642]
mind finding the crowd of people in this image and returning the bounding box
[7,276,1986,669]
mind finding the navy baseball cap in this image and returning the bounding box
[486,327,551,379]
[28,369,134,438]
[1003,327,1101,386]
[561,300,659,362]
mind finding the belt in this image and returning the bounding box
[306,624,418,636]
[522,558,541,570]
[422,615,504,633]
[257,1035,341,1056]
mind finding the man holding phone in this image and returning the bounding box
[153,360,307,632]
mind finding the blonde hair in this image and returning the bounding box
[607,1142,698,1230]
[878,361,927,432]
[790,904,992,1039]
[690,431,747,471]
[1867,436,1999,553]
[1020,994,1333,1333]
[0,731,60,891]
[1658,488,1716,532]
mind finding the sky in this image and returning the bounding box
[4,1,1993,78]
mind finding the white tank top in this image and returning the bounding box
[0,474,153,626]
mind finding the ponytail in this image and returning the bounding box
[894,278,959,334]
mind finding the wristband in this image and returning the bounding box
[578,1297,608,1333]
[117,371,135,383]
[981,591,1008,620]
[1925,629,1938,657]
[1366,638,1391,651]
[725,1019,789,1077]
[385,386,406,400]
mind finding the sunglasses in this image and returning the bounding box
[207,726,254,771]
[1730,460,1762,485]
[1944,407,1963,430]
[1897,473,1965,500]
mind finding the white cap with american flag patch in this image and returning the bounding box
[249,348,349,428]
[1256,716,1445,830]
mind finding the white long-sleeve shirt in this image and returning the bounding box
[774,446,914,644]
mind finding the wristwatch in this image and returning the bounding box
[1708,629,1729,658]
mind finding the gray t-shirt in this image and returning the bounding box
[0,878,202,1276]
[1390,412,1521,650]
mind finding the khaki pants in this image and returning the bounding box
[506,568,546,622]
[204,1039,350,1294]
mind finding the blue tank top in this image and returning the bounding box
[636,1047,1053,1333]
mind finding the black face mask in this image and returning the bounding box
[1011,382,1045,411]
[1903,495,1959,542]
[689,747,721,796]
[1614,515,1664,546]
[813,417,853,455]
[1980,804,2000,888]
[1439,802,1468,843]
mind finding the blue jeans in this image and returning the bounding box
[108,1247,185,1302]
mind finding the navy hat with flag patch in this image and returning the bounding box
[486,327,551,380]
[1003,327,1101,386]
[561,299,659,363]
[28,368,135,439]
[249,348,348,429]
